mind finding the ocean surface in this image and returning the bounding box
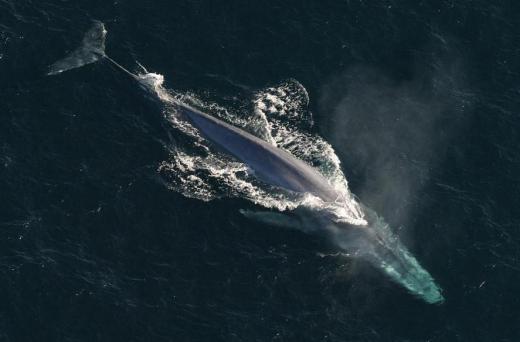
[1,1,519,341]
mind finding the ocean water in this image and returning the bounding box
[1,1,519,341]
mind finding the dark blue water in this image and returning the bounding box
[1,1,519,341]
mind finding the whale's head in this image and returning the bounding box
[329,207,444,304]
[241,202,444,304]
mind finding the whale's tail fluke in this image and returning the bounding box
[47,20,107,76]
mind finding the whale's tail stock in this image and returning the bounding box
[47,20,107,76]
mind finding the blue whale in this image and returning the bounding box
[47,21,444,304]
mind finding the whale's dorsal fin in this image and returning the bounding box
[47,20,106,75]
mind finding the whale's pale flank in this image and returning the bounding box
[47,21,444,304]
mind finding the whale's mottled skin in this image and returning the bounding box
[177,104,339,202]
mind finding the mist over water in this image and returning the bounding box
[320,51,474,232]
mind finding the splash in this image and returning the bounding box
[154,78,365,224]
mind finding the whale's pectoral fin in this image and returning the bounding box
[239,209,302,230]
[47,20,107,76]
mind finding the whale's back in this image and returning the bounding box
[178,104,339,202]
